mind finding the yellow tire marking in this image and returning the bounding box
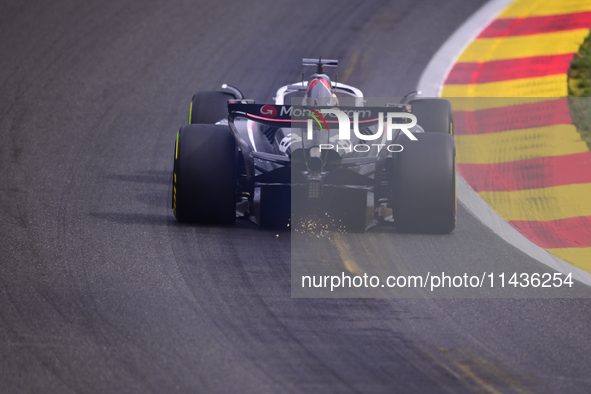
[457,29,589,63]
[455,124,588,164]
[479,183,591,221]
[173,184,177,214]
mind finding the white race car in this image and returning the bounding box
[172,58,456,233]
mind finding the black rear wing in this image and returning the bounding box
[302,58,338,67]
[227,102,413,128]
[303,57,338,74]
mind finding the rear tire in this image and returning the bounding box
[391,133,456,234]
[409,98,453,134]
[189,91,235,124]
[173,124,237,224]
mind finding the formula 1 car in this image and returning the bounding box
[172,58,456,233]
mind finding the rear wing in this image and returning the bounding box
[303,57,338,74]
[302,58,338,67]
[227,102,413,128]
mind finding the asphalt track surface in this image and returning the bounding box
[1,0,591,392]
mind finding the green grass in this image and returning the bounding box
[568,31,591,150]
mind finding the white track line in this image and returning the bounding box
[417,0,591,287]
[418,0,514,97]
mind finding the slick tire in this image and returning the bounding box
[173,124,237,224]
[392,133,456,234]
[408,98,453,134]
[189,91,235,124]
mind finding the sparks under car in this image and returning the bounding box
[172,58,456,233]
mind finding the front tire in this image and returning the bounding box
[173,124,237,224]
[189,91,236,124]
[391,133,456,234]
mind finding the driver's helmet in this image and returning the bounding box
[302,74,339,106]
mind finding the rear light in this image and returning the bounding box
[307,179,323,199]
